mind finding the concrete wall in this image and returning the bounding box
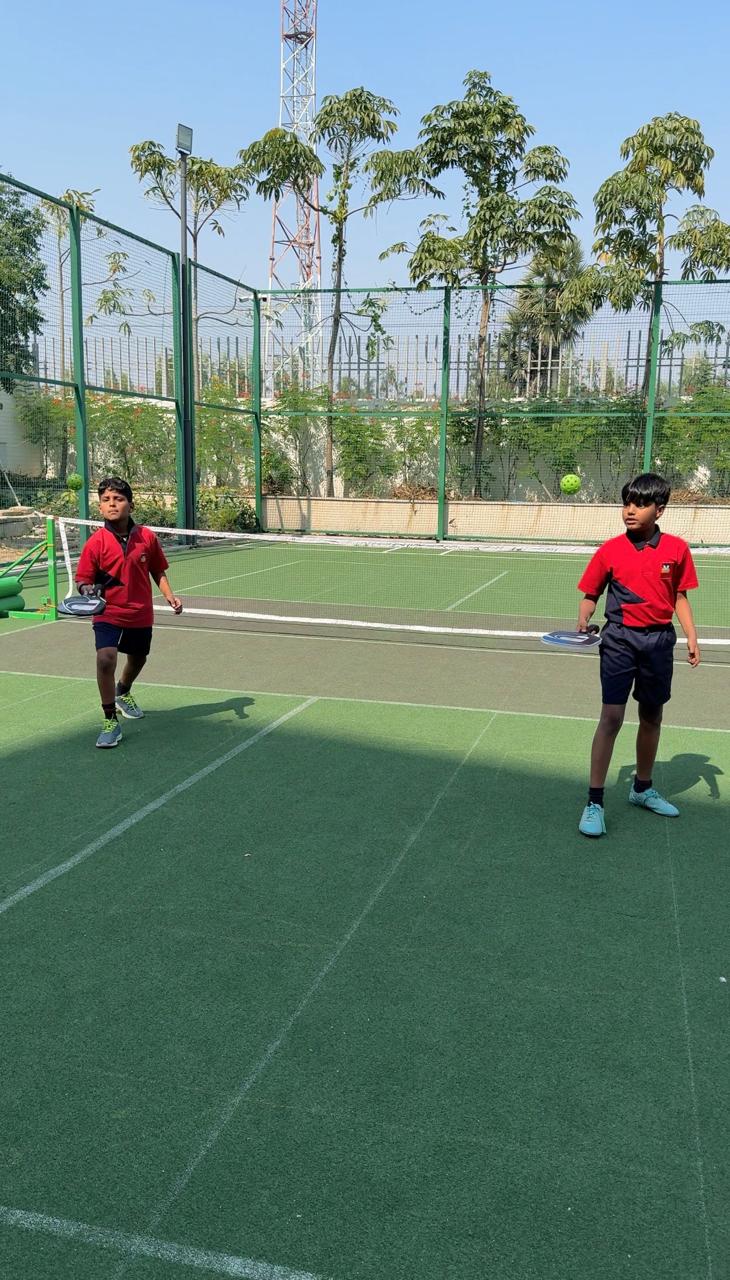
[0,391,42,475]
[262,495,730,546]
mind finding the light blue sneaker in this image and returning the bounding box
[629,787,679,817]
[96,717,122,749]
[579,802,606,837]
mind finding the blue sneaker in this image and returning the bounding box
[629,787,679,817]
[115,690,144,720]
[96,717,122,749]
[579,802,606,837]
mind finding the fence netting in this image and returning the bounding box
[0,180,75,527]
[192,265,256,530]
[3,168,730,554]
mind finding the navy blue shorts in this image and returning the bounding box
[599,622,677,707]
[93,622,153,656]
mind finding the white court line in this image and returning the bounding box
[661,815,714,1280]
[134,714,497,1245]
[2,670,729,734]
[445,571,509,611]
[0,1206,325,1280]
[183,558,304,594]
[0,698,317,919]
[0,620,50,639]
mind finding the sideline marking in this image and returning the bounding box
[445,571,509,611]
[135,716,497,1241]
[0,1206,326,1280]
[0,698,317,918]
[661,812,714,1280]
[184,558,304,594]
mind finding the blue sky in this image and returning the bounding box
[2,0,729,286]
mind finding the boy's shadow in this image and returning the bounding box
[617,755,723,800]
[152,696,255,723]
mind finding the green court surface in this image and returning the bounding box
[158,538,730,640]
[1,617,729,1280]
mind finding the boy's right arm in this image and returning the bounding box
[75,537,98,589]
[578,595,599,631]
[577,545,607,631]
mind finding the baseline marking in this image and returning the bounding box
[0,698,317,918]
[1,670,729,734]
[0,1206,326,1280]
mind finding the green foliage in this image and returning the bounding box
[655,387,730,496]
[85,395,176,487]
[446,396,648,500]
[129,142,250,253]
[128,493,177,527]
[196,378,254,488]
[196,487,257,531]
[561,114,730,322]
[261,445,295,496]
[15,389,75,477]
[0,182,49,391]
[333,407,397,496]
[386,70,578,289]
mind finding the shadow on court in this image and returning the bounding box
[0,685,729,1280]
[617,754,724,799]
[147,695,254,723]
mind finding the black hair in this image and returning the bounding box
[97,476,133,502]
[621,472,670,509]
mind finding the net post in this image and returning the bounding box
[171,251,186,529]
[643,280,663,472]
[437,286,451,541]
[252,290,263,530]
[46,516,58,620]
[68,206,89,523]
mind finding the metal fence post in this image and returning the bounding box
[68,206,89,520]
[437,286,451,541]
[643,280,663,472]
[171,252,186,527]
[252,290,263,530]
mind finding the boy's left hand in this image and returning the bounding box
[687,643,700,667]
[169,596,183,615]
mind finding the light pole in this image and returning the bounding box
[176,123,194,530]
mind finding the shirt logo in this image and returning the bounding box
[140,553,147,563]
[660,562,673,575]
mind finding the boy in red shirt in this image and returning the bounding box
[76,477,183,748]
[576,472,700,837]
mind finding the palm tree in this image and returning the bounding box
[503,239,586,396]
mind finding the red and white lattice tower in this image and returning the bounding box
[270,0,321,291]
[266,0,322,393]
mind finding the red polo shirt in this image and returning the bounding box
[578,528,698,627]
[76,521,169,627]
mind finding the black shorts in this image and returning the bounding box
[599,622,677,707]
[93,622,153,656]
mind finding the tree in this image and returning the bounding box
[40,188,143,474]
[129,142,251,392]
[502,239,586,395]
[0,180,48,393]
[383,71,579,496]
[560,114,730,391]
[241,87,440,495]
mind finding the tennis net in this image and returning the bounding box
[55,515,730,649]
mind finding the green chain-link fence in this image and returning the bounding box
[2,171,730,550]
